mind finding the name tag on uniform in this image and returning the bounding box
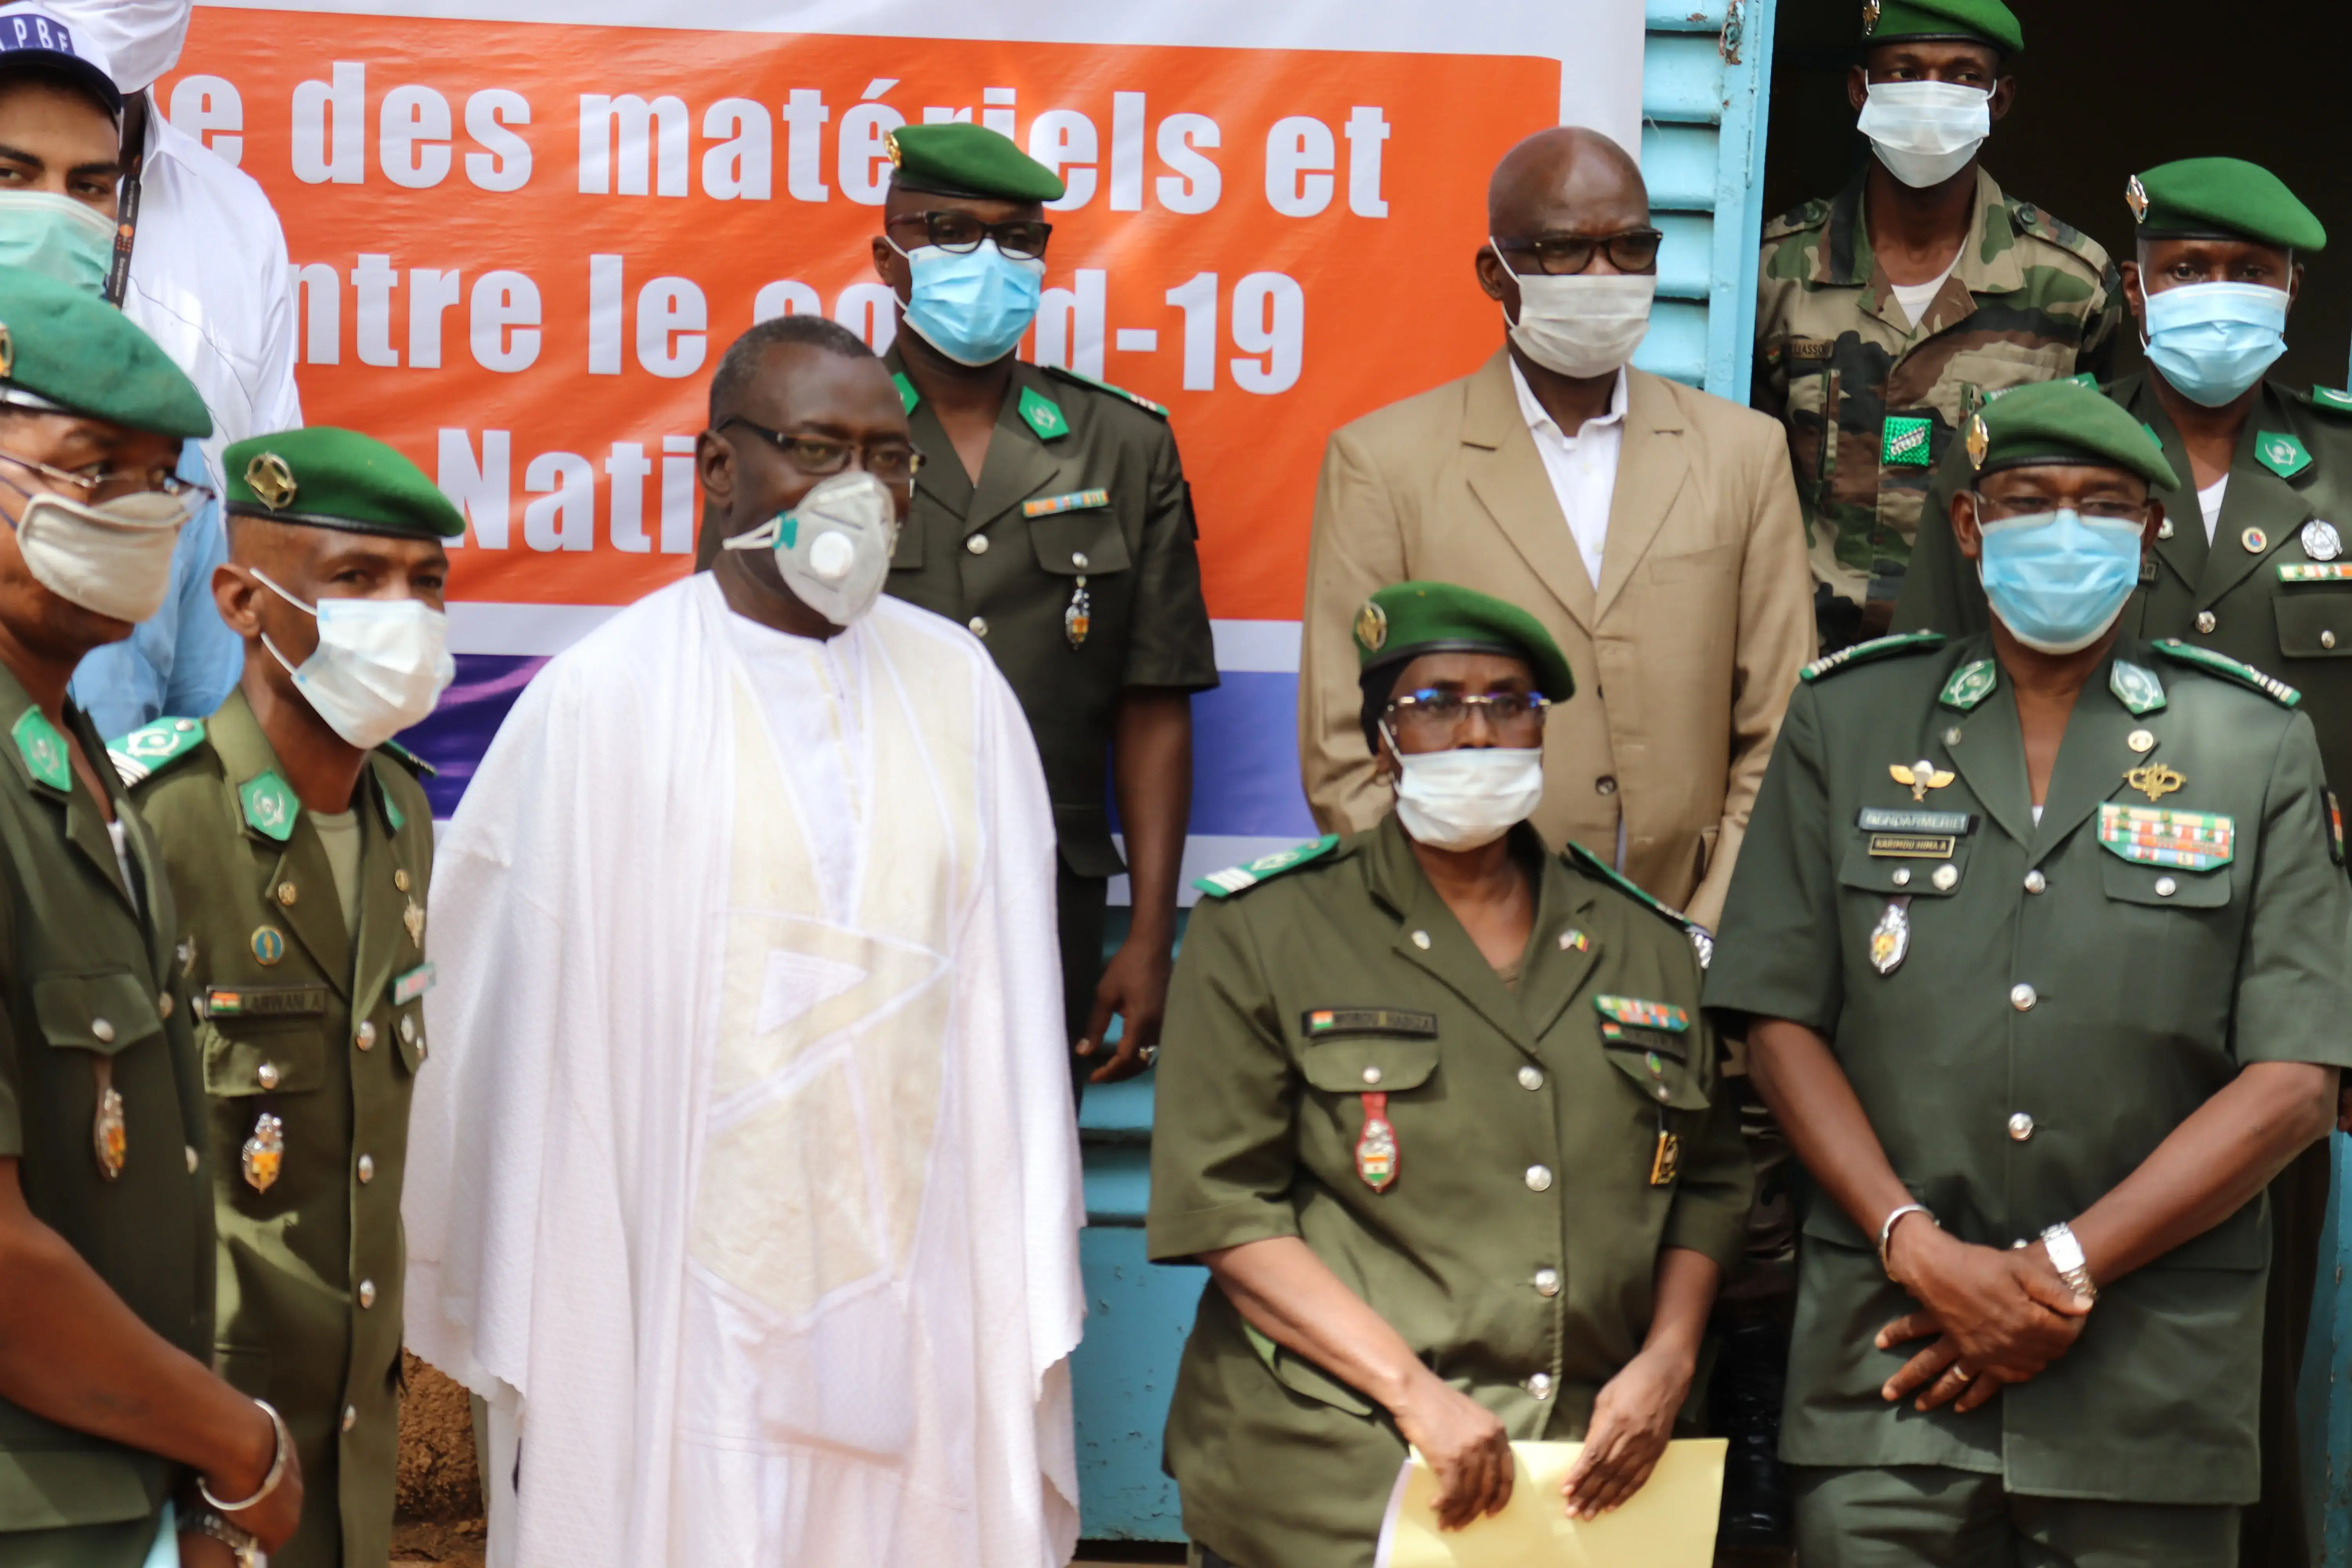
[1303,1007,1436,1039]
[1867,833,1958,858]
[1788,339,1834,361]
[1022,488,1110,518]
[1858,808,1975,835]
[391,962,437,1007]
[205,985,326,1019]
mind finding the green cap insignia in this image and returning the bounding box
[2109,659,2167,716]
[238,769,301,842]
[892,371,919,415]
[2256,431,2312,481]
[1938,657,1998,711]
[107,717,206,786]
[11,708,68,791]
[1017,385,1069,441]
[1194,835,1341,898]
[2152,639,2301,706]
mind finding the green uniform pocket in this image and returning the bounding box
[199,1018,328,1098]
[1297,1039,1438,1095]
[31,970,162,1055]
[2271,590,2352,659]
[1026,511,1131,577]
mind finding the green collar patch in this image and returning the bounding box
[1938,658,1998,711]
[238,769,301,842]
[11,708,68,791]
[1801,630,1946,683]
[1566,841,1693,935]
[107,716,206,787]
[892,371,919,416]
[2310,385,2352,416]
[1017,385,1069,441]
[2256,430,2312,481]
[2152,639,2301,706]
[1194,835,1339,898]
[376,770,407,835]
[2109,659,2166,716]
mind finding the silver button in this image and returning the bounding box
[1944,727,1963,746]
[174,719,196,733]
[965,534,989,555]
[185,1145,200,1174]
[2009,983,2036,1011]
[2196,611,2217,633]
[2325,631,2339,650]
[257,1062,281,1090]
[1410,930,1431,950]
[2008,1111,2035,1141]
[2158,518,2175,540]
[1595,775,1618,797]
[1525,1165,1553,1192]
[400,1015,416,1044]
[1526,1372,1555,1399]
[1361,1065,1383,1085]
[1931,863,1958,891]
[355,1021,376,1052]
[90,1017,114,1044]
[2154,876,2178,897]
[2024,869,2047,894]
[968,616,989,637]
[1655,1085,1671,1102]
[1517,1064,1544,1091]
[1072,551,1089,570]
[358,1279,376,1309]
[158,993,173,1019]
[1891,867,1911,887]
[358,1154,375,1184]
[1533,1267,1561,1297]
[342,1405,357,1432]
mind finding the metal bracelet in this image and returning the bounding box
[198,1398,292,1514]
[1877,1202,1938,1281]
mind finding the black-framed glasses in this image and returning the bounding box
[1387,689,1552,735]
[719,418,924,486]
[1494,229,1665,276]
[0,447,214,508]
[886,209,1053,260]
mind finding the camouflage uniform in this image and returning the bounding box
[1755,167,2123,649]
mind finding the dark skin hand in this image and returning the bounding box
[215,521,450,814]
[1845,41,2014,287]
[1475,126,1655,440]
[2122,237,2303,490]
[0,75,125,216]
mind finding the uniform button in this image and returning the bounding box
[1931,863,1959,891]
[2195,611,2216,634]
[355,1022,376,1052]
[1891,867,1911,887]
[394,868,411,892]
[1595,776,1618,796]
[2009,983,2036,1012]
[342,1405,357,1432]
[90,1017,114,1044]
[1072,551,1089,570]
[256,1062,281,1089]
[160,993,175,1018]
[1410,930,1431,950]
[2154,876,2178,897]
[185,1145,200,1174]
[1944,726,1963,746]
[968,616,989,637]
[1532,1267,1561,1297]
[276,882,297,906]
[2008,1111,2035,1142]
[2024,869,2047,894]
[400,1015,416,1044]
[358,1154,375,1184]
[2325,631,2339,650]
[1655,1085,1670,1101]
[358,1279,376,1309]
[966,534,989,555]
[1526,1372,1555,1399]
[2158,518,2175,540]
[1525,1165,1553,1192]
[1361,1065,1382,1085]
[1517,1064,1544,1091]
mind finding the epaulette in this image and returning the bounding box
[1798,630,1945,683]
[107,716,207,787]
[376,739,439,778]
[2006,197,2111,272]
[2151,640,2301,707]
[1761,198,1829,241]
[1042,363,1169,417]
[2303,385,2352,417]
[1565,842,1695,939]
[1193,835,1339,899]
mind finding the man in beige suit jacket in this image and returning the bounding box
[1299,127,1813,931]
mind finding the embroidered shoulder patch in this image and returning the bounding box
[1801,630,1946,683]
[2109,659,2166,716]
[1938,657,1998,711]
[11,707,69,791]
[1194,835,1341,898]
[377,739,437,778]
[1593,996,1691,1032]
[108,716,207,787]
[2152,640,2301,706]
[2096,803,2234,871]
[2308,385,2352,416]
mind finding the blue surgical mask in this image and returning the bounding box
[891,237,1045,366]
[2142,281,2289,408]
[0,191,114,295]
[1976,505,2145,654]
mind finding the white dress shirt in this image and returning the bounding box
[1509,358,1628,588]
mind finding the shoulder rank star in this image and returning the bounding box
[1890,757,1955,802]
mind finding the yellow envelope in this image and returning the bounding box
[1374,1439,1726,1568]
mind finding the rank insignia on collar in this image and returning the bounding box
[242,1112,284,1193]
[2110,659,2166,716]
[2125,174,2149,224]
[1890,757,1955,801]
[1869,897,1911,976]
[239,770,298,842]
[1965,413,1990,470]
[245,452,297,511]
[2123,761,2185,802]
[11,707,67,791]
[2098,803,2233,870]
[1939,659,1997,711]
[1016,385,1069,441]
[2257,431,2312,481]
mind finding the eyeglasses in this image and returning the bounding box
[0,447,214,508]
[1387,689,1552,738]
[885,209,1053,260]
[1974,494,2148,525]
[1494,229,1665,276]
[719,419,925,486]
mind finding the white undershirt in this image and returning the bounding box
[105,820,141,919]
[1510,359,1628,589]
[2198,475,2230,543]
[1890,263,1956,328]
[725,609,869,922]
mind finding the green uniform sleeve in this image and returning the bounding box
[1145,896,1303,1261]
[1890,444,1992,638]
[1702,682,1846,1039]
[2230,712,2352,1068]
[1120,425,1219,692]
[1660,1019,1755,1271]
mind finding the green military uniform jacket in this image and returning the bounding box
[120,690,437,1568]
[877,347,1218,879]
[1755,167,2121,635]
[1146,817,1751,1568]
[0,670,209,1566]
[1702,632,2352,1504]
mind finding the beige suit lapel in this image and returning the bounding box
[1461,350,1596,631]
[1593,370,1690,622]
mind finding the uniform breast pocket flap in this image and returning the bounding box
[2271,589,2352,660]
[1594,996,1710,1111]
[2098,851,2232,910]
[1026,508,1132,577]
[33,969,163,1056]
[199,990,330,1098]
[1298,1010,1439,1095]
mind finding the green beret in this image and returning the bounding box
[2126,158,2327,254]
[1965,378,2181,490]
[887,123,1065,204]
[1354,581,1576,704]
[1862,0,2022,53]
[0,265,208,439]
[223,427,465,539]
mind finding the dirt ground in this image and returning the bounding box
[391,1354,485,1567]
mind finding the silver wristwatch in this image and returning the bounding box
[181,1505,265,1567]
[2040,1221,2097,1300]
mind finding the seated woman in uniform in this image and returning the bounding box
[1145,581,1752,1568]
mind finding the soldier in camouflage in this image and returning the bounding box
[1754,0,2121,653]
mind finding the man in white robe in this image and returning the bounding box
[402,316,1086,1568]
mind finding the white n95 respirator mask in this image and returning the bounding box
[724,470,901,626]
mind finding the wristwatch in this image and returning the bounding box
[180,1505,263,1568]
[2040,1221,2098,1300]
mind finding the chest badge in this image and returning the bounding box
[1869,897,1911,976]
[2098,803,2235,871]
[1355,1093,1398,1192]
[1889,757,1956,802]
[403,898,426,950]
[1063,576,1091,649]
[2123,761,2186,802]
[2302,519,2342,562]
[1649,1126,1682,1187]
[91,1060,125,1180]
[250,926,285,966]
[241,1112,284,1194]
[2243,527,2269,555]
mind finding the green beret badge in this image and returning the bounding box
[1863,0,1881,33]
[245,452,297,512]
[884,130,903,169]
[2125,175,2149,225]
[1354,598,1389,653]
[1966,413,1990,470]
